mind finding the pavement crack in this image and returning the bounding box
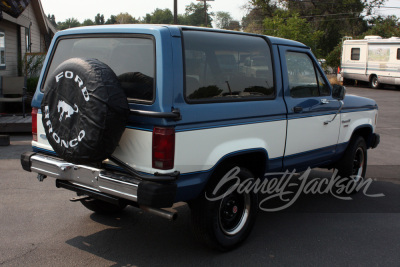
[0,244,38,265]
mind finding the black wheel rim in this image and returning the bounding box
[219,191,251,236]
[352,147,365,179]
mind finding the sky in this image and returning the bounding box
[40,0,400,26]
[40,0,249,24]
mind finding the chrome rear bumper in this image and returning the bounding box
[21,152,176,208]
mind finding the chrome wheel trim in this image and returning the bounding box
[352,147,365,181]
[219,192,251,236]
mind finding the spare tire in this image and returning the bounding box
[41,58,129,164]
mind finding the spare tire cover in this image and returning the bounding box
[41,58,129,164]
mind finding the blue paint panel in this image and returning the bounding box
[283,144,337,171]
[175,171,210,202]
[176,157,282,202]
[125,126,153,132]
[267,157,283,172]
[341,95,378,111]
[331,141,349,163]
[33,146,57,155]
[175,114,286,132]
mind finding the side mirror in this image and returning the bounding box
[332,84,346,100]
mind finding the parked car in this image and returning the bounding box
[21,25,380,251]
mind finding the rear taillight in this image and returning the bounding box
[152,127,175,170]
[32,108,38,141]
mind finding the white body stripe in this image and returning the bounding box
[34,113,155,174]
[285,114,340,156]
[34,109,377,175]
[112,129,153,173]
[175,121,286,174]
[338,110,377,144]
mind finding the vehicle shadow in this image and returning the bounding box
[65,169,400,266]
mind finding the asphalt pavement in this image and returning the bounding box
[0,85,399,266]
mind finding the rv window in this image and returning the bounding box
[351,48,360,60]
[397,48,400,60]
[0,32,5,69]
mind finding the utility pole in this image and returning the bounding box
[174,0,178,24]
[197,0,214,27]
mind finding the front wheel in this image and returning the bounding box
[189,166,258,251]
[335,136,367,194]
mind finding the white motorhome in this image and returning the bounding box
[339,36,400,88]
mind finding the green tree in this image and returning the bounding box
[248,0,387,57]
[227,20,241,31]
[82,19,95,26]
[242,0,278,33]
[142,13,152,24]
[94,13,105,25]
[105,15,117,24]
[115,12,138,24]
[364,15,400,38]
[182,2,213,27]
[47,14,57,28]
[215,11,233,29]
[326,42,343,70]
[57,18,81,30]
[146,8,174,24]
[264,12,324,56]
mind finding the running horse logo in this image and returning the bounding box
[57,100,79,122]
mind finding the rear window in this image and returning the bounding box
[42,35,155,103]
[183,31,274,102]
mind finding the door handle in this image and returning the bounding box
[293,106,303,113]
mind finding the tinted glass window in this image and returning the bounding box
[183,31,274,102]
[286,52,319,98]
[43,36,155,102]
[351,48,360,60]
[397,48,400,60]
[317,68,330,96]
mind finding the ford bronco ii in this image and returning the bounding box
[21,25,380,251]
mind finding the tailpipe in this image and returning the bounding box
[140,206,178,221]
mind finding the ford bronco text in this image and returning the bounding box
[21,25,380,251]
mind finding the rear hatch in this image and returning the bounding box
[31,26,176,175]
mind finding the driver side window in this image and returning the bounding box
[286,52,330,98]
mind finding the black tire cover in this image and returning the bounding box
[41,58,129,164]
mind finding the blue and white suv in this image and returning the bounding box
[21,25,380,251]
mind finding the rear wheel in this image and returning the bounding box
[79,196,127,214]
[370,75,382,89]
[190,166,258,251]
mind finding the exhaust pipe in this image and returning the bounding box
[140,206,178,221]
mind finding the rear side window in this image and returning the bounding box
[43,36,155,103]
[397,48,400,60]
[351,48,360,60]
[183,31,274,102]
